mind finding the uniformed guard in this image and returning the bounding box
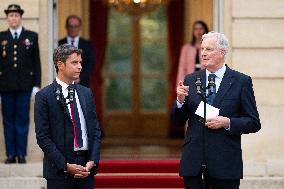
[0,4,41,164]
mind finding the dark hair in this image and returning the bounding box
[53,44,82,73]
[65,15,82,28]
[191,20,209,45]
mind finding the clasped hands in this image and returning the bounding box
[67,161,95,179]
[176,81,229,130]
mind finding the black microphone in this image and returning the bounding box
[195,76,202,95]
[207,74,216,95]
[55,88,62,101]
[68,86,75,103]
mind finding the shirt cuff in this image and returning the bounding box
[225,118,230,131]
[176,100,184,108]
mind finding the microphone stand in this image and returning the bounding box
[195,77,215,189]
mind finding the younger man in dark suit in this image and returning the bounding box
[58,15,95,87]
[35,44,101,189]
[172,32,261,189]
[0,4,41,164]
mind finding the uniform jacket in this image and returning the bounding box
[0,28,41,92]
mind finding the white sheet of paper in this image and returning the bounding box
[195,101,220,119]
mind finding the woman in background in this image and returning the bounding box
[176,20,209,84]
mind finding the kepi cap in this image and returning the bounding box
[4,4,24,16]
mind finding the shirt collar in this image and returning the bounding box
[67,36,79,43]
[56,77,74,91]
[206,64,227,80]
[9,26,23,36]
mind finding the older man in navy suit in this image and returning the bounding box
[172,32,261,189]
[35,44,101,189]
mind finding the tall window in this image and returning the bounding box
[105,7,168,113]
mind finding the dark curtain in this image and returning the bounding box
[89,0,109,132]
[167,0,185,138]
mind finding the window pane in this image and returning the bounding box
[107,43,131,74]
[106,9,132,111]
[141,78,167,111]
[108,8,131,38]
[106,77,131,111]
[141,7,166,39]
[141,41,167,73]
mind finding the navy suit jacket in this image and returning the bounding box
[172,65,261,179]
[35,80,101,179]
[58,37,95,87]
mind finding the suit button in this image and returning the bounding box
[13,64,17,68]
[14,57,17,61]
[0,72,2,75]
[14,44,17,48]
[30,72,33,75]
[14,51,17,55]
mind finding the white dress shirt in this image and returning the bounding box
[67,36,79,48]
[56,77,88,151]
[9,26,22,39]
[205,64,226,94]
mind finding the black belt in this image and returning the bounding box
[74,150,88,156]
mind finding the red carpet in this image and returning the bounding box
[95,160,184,188]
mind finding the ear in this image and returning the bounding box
[220,49,226,57]
[57,61,65,70]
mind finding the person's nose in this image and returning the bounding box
[78,63,82,69]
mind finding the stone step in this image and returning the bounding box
[240,177,284,189]
[0,177,283,189]
[0,163,42,177]
[0,177,46,189]
[0,163,284,189]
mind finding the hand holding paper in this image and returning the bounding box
[195,101,219,119]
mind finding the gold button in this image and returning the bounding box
[13,64,17,68]
[2,51,6,57]
[14,44,17,48]
[14,57,17,61]
[14,51,17,55]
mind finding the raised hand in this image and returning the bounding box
[176,80,189,103]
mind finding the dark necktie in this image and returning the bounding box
[206,74,217,105]
[71,39,75,46]
[14,32,18,40]
[68,86,83,148]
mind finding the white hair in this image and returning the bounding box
[202,31,229,57]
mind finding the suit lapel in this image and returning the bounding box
[52,80,73,121]
[6,29,13,41]
[18,27,26,42]
[213,67,234,107]
[78,38,82,49]
[200,70,206,91]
